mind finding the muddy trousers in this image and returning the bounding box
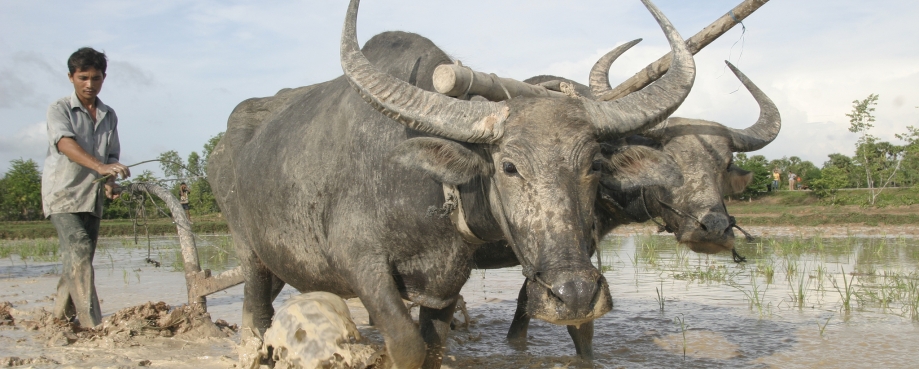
[50,213,102,327]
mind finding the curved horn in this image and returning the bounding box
[588,39,642,98]
[724,61,781,152]
[583,0,695,139]
[340,0,509,143]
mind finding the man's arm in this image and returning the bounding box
[56,137,130,179]
[57,138,129,200]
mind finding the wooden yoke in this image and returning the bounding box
[434,0,769,103]
[600,0,770,101]
[433,62,571,101]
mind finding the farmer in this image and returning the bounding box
[41,47,131,327]
[771,168,780,191]
[179,182,191,221]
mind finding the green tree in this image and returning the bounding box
[104,170,168,219]
[823,153,860,188]
[155,132,225,216]
[895,125,919,187]
[847,94,903,205]
[157,150,185,179]
[810,166,848,204]
[0,159,43,221]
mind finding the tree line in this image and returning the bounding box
[732,94,919,205]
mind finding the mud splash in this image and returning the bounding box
[0,300,239,368]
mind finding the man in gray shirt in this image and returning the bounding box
[42,47,131,327]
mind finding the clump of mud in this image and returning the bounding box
[8,301,236,348]
[0,355,60,366]
[103,301,237,340]
[0,302,13,326]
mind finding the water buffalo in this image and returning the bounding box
[590,43,781,254]
[208,0,695,367]
[493,48,780,360]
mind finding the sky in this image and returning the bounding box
[2,0,918,176]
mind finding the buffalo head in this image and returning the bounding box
[591,44,780,254]
[340,0,694,324]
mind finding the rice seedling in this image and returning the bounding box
[830,267,857,313]
[813,263,828,292]
[655,281,665,312]
[673,314,688,360]
[817,315,832,338]
[812,234,825,253]
[756,257,775,284]
[784,256,798,280]
[736,273,771,318]
[122,268,129,285]
[788,267,810,309]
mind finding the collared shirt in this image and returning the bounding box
[41,92,121,218]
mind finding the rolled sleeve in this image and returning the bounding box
[46,101,76,154]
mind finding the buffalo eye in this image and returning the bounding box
[591,160,604,173]
[503,162,518,175]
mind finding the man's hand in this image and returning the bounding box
[104,178,122,200]
[97,162,131,180]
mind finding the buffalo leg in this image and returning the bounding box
[419,300,457,369]
[351,269,426,369]
[240,255,278,340]
[567,322,594,360]
[506,283,530,341]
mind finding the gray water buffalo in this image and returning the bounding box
[209,0,695,367]
[492,48,780,360]
[590,42,780,254]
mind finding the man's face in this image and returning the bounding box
[68,67,105,104]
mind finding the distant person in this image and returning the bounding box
[42,47,130,327]
[796,175,802,190]
[788,172,796,191]
[179,182,191,222]
[772,169,780,191]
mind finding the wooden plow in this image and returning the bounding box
[123,183,243,311]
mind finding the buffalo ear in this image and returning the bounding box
[600,144,683,192]
[390,137,491,185]
[724,164,753,194]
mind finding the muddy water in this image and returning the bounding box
[1,233,918,368]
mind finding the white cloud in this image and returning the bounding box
[0,122,47,171]
[2,0,919,175]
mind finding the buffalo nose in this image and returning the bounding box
[550,272,600,311]
[700,212,730,234]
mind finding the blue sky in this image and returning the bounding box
[2,0,918,176]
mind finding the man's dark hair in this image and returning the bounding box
[67,47,107,75]
[180,182,187,185]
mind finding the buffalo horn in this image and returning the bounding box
[583,0,695,139]
[340,0,509,144]
[588,38,642,98]
[724,61,781,152]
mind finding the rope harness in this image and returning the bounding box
[438,180,554,290]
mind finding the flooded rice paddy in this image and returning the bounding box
[1,231,919,368]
